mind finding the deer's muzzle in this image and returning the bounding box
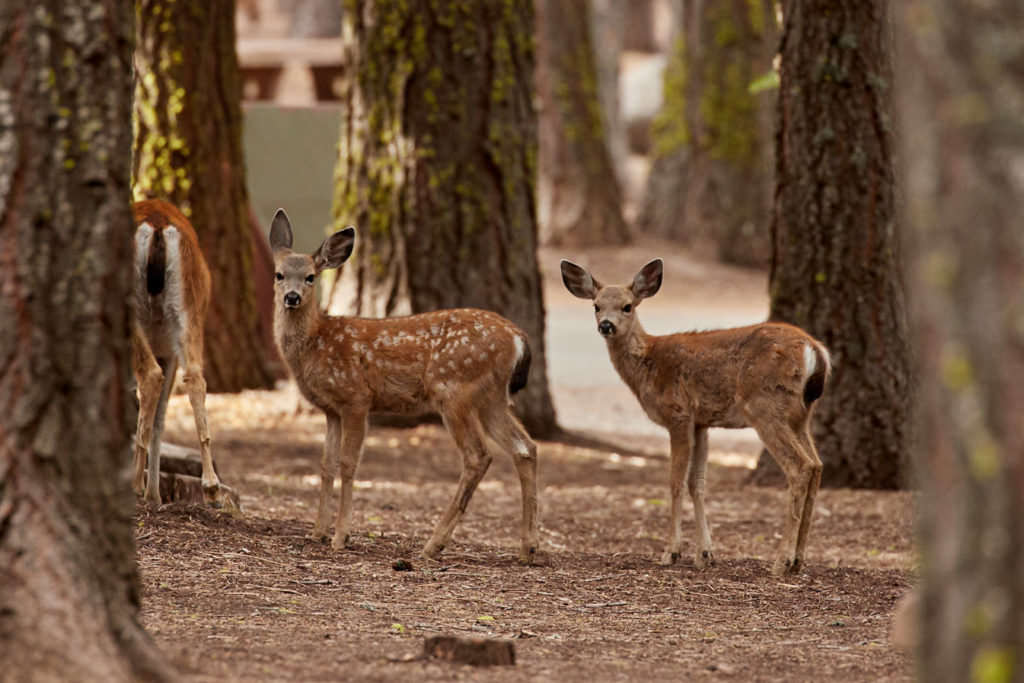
[284,292,302,308]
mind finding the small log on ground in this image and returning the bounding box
[158,441,222,478]
[423,636,515,667]
[157,472,242,513]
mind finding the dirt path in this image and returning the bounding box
[142,242,915,681]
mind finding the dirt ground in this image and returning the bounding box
[140,241,916,682]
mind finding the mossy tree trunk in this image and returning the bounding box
[0,2,172,680]
[536,0,629,247]
[898,2,1024,679]
[134,0,277,392]
[327,0,557,437]
[751,0,910,489]
[638,0,775,267]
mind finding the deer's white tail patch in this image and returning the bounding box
[803,343,816,378]
[134,222,153,276]
[162,226,188,349]
[513,334,526,365]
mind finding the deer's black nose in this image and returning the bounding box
[598,320,616,336]
[284,291,301,308]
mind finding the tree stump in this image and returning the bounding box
[140,440,242,513]
[422,636,515,667]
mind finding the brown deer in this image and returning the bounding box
[269,210,539,563]
[131,199,220,504]
[561,258,830,575]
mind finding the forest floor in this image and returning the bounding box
[141,240,916,682]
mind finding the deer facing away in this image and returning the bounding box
[269,210,539,563]
[561,258,830,575]
[132,199,221,504]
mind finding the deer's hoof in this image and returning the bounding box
[659,550,680,566]
[772,556,801,576]
[518,546,538,566]
[307,529,329,544]
[694,549,716,570]
[331,534,352,551]
[421,543,444,560]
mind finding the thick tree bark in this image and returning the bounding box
[327,0,557,437]
[536,0,630,247]
[134,0,277,392]
[0,3,171,680]
[752,0,910,489]
[637,0,774,267]
[897,2,1024,679]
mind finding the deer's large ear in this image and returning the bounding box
[631,259,663,300]
[313,226,356,272]
[269,209,293,251]
[560,260,602,299]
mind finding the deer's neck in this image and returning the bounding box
[274,304,323,367]
[606,324,654,395]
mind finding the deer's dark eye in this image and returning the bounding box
[275,272,284,281]
[593,304,600,312]
[305,274,315,284]
[622,304,632,313]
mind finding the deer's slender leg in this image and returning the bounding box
[181,329,219,500]
[310,412,341,542]
[424,409,493,559]
[689,426,714,568]
[132,325,162,498]
[751,418,816,575]
[794,425,823,564]
[483,405,539,564]
[332,410,367,550]
[144,355,178,505]
[661,421,693,566]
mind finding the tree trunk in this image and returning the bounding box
[134,0,277,392]
[588,0,628,187]
[637,0,774,267]
[0,3,171,680]
[536,0,630,247]
[751,0,910,489]
[327,0,557,437]
[621,0,660,52]
[897,2,1024,679]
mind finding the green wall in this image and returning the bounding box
[243,103,343,254]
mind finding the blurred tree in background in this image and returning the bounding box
[134,0,278,392]
[898,1,1024,679]
[0,2,171,679]
[327,0,557,437]
[752,0,910,489]
[536,0,629,247]
[637,0,776,267]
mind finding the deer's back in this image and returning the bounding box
[132,200,211,359]
[293,308,528,415]
[645,323,820,427]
